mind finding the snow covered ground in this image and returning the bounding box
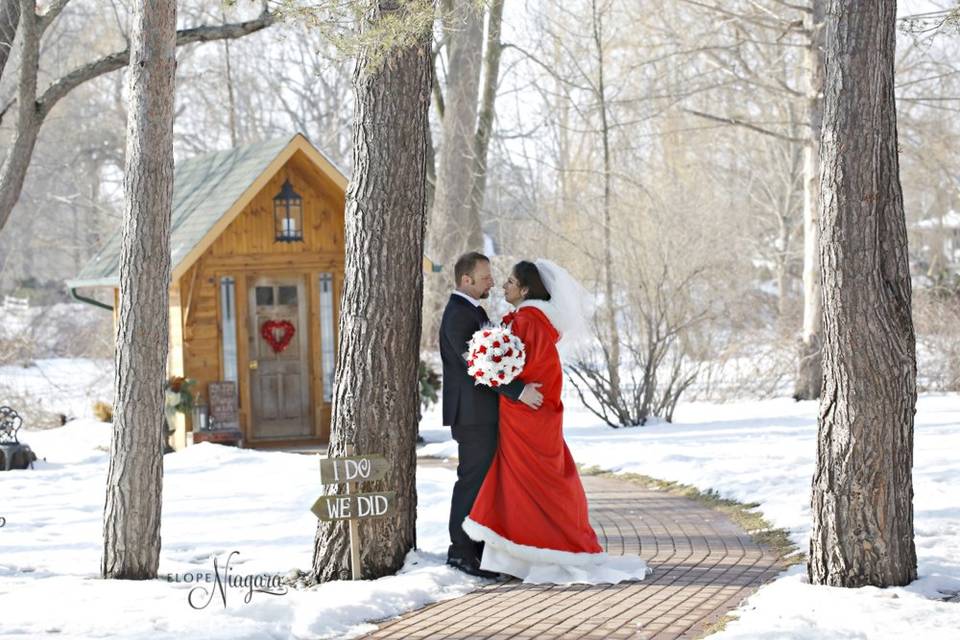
[1,419,483,639]
[0,357,112,421]
[2,357,959,638]
[426,394,960,638]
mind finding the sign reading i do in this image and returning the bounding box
[310,445,395,580]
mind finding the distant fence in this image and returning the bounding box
[2,296,28,311]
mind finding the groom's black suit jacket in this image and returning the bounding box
[439,293,523,426]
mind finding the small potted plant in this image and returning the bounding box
[163,376,196,450]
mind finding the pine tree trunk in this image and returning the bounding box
[101,0,177,580]
[310,2,432,582]
[808,0,917,588]
[794,0,825,401]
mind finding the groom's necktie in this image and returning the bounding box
[476,305,490,325]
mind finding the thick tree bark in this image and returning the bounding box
[101,0,177,580]
[809,0,918,588]
[310,1,431,582]
[794,0,826,401]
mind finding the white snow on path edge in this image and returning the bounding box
[420,394,960,639]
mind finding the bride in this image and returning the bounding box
[462,259,650,585]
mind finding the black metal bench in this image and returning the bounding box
[0,406,37,470]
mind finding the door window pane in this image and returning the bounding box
[220,277,238,383]
[319,273,336,403]
[256,286,274,306]
[278,285,298,306]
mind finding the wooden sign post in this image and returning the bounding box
[310,445,394,580]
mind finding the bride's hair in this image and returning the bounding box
[513,261,551,301]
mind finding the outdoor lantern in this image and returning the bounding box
[273,179,303,242]
[192,399,210,432]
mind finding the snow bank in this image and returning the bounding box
[2,419,483,640]
[421,393,960,638]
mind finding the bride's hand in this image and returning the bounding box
[519,383,543,410]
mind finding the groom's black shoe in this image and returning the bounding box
[446,556,500,579]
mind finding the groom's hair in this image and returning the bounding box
[513,261,551,301]
[454,252,489,285]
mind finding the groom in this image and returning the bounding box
[440,251,543,578]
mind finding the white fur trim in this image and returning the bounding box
[462,516,651,584]
[464,516,604,566]
[515,299,559,332]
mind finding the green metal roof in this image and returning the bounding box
[68,135,314,289]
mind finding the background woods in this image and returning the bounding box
[2,1,958,405]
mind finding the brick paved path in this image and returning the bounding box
[362,465,786,639]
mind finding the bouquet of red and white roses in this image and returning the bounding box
[466,325,526,388]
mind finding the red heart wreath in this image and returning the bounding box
[260,320,296,353]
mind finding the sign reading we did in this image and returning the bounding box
[312,455,395,521]
[309,447,396,580]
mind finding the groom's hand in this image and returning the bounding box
[519,383,543,410]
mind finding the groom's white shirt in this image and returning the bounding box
[452,290,481,307]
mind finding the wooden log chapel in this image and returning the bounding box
[68,134,347,450]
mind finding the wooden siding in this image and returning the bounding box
[178,149,345,446]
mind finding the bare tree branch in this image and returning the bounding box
[0,7,277,235]
[678,0,804,34]
[768,0,813,15]
[37,0,71,33]
[36,11,275,119]
[682,107,807,143]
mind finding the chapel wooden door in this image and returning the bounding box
[247,276,311,439]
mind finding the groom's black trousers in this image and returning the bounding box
[448,421,498,564]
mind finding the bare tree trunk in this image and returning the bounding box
[775,220,791,321]
[310,1,431,582]
[0,0,20,80]
[794,0,826,400]
[809,0,918,588]
[591,0,623,412]
[220,6,238,147]
[422,0,485,349]
[86,158,104,256]
[466,0,504,224]
[776,102,804,331]
[101,0,176,580]
[0,1,41,236]
[428,0,484,263]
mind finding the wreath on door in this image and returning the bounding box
[260,320,296,353]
